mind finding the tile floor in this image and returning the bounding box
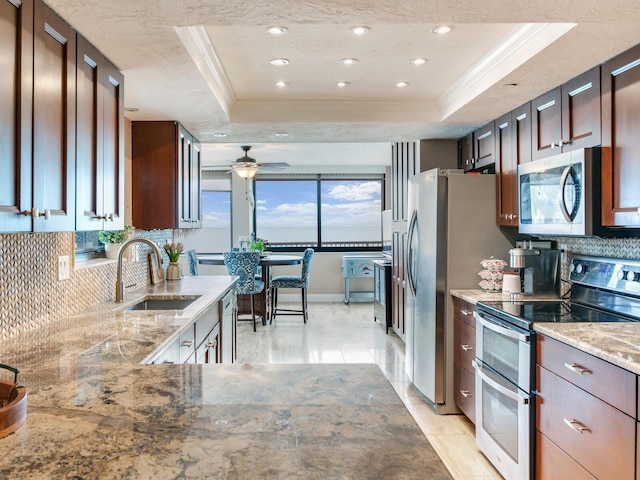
[236,302,502,480]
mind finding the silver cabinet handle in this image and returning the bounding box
[564,418,590,434]
[460,344,473,352]
[460,309,473,316]
[459,390,472,398]
[181,340,193,347]
[564,362,590,375]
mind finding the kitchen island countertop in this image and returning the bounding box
[0,277,451,479]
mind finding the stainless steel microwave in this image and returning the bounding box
[518,147,601,236]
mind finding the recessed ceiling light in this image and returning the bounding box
[432,25,452,35]
[124,107,139,112]
[274,132,289,137]
[213,133,227,138]
[394,81,409,88]
[340,58,358,65]
[410,58,427,65]
[275,81,289,88]
[337,81,351,88]
[267,26,288,35]
[349,26,370,35]
[270,58,290,66]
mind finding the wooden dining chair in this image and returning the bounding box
[270,248,314,324]
[223,251,264,332]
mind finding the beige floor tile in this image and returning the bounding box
[427,433,502,479]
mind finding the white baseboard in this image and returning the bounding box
[276,293,374,303]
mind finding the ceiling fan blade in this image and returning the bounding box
[258,162,290,168]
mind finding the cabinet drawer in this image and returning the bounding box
[536,431,596,480]
[452,297,476,327]
[536,365,635,480]
[537,335,636,416]
[454,361,475,424]
[454,318,475,372]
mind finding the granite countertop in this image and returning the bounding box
[534,323,640,376]
[0,278,451,479]
[450,288,507,304]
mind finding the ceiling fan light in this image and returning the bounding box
[234,165,258,179]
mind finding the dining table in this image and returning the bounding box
[197,253,303,324]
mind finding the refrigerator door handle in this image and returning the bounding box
[407,210,418,296]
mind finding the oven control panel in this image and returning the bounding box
[570,255,640,295]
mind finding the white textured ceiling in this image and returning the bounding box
[45,0,640,157]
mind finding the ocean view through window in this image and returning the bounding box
[255,177,383,251]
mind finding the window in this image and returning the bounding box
[254,176,383,251]
[181,174,232,253]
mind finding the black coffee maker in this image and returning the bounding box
[509,241,561,298]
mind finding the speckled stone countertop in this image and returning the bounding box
[451,290,640,377]
[534,323,640,376]
[0,277,451,479]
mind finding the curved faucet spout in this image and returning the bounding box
[115,237,165,302]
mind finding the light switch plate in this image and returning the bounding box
[58,255,70,281]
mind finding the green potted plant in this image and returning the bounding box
[249,239,266,255]
[98,225,132,259]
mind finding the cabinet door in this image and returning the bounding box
[101,58,125,230]
[0,0,33,232]
[532,87,562,161]
[190,140,202,228]
[32,0,76,232]
[76,36,123,231]
[458,133,473,171]
[601,44,640,227]
[561,66,601,151]
[495,113,517,226]
[178,126,192,229]
[75,37,102,231]
[472,122,495,170]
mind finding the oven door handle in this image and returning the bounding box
[475,312,530,342]
[473,360,528,405]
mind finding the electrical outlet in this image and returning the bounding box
[58,255,70,281]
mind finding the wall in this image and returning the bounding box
[0,230,170,340]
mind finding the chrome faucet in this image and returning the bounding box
[115,237,165,302]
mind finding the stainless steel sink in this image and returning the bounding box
[125,296,201,311]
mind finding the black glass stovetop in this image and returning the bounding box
[476,299,638,331]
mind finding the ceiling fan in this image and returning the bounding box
[206,146,289,178]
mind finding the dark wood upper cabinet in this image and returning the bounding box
[76,36,124,231]
[132,121,202,230]
[0,0,33,232]
[532,67,601,160]
[458,123,495,172]
[495,112,516,226]
[32,0,76,232]
[601,44,640,227]
[495,102,531,227]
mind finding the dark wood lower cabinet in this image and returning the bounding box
[452,297,476,423]
[536,335,636,480]
[536,431,596,480]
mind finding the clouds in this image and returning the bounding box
[324,181,381,202]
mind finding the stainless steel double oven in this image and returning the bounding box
[473,254,640,479]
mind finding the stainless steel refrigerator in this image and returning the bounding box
[404,168,513,413]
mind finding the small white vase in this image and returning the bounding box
[104,243,121,259]
[166,261,183,281]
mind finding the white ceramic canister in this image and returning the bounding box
[502,272,521,294]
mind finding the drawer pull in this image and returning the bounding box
[460,309,472,316]
[564,362,590,375]
[563,418,590,434]
[460,344,473,352]
[459,390,472,398]
[181,340,193,347]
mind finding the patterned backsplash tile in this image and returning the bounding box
[0,230,172,340]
